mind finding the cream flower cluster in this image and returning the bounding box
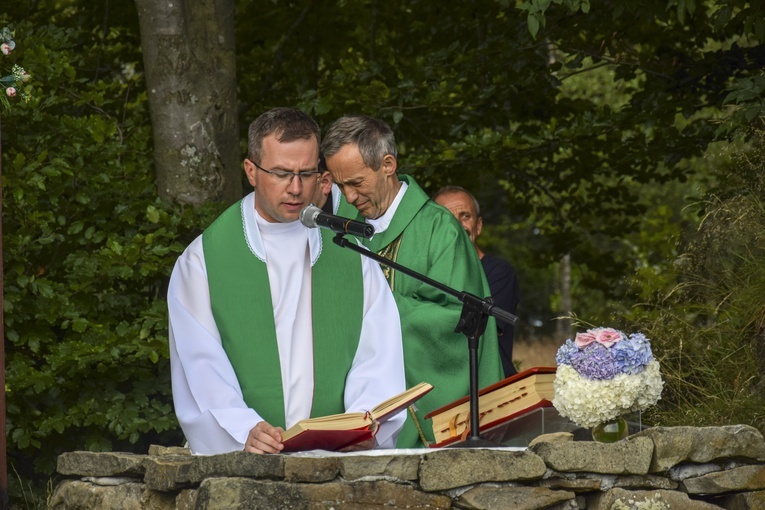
[553,360,663,428]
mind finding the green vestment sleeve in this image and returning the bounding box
[339,175,504,447]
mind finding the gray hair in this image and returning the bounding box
[247,107,320,162]
[433,185,481,217]
[321,115,397,171]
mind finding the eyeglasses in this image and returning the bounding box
[251,160,322,184]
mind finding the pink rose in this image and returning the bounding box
[1,43,11,56]
[5,87,17,97]
[574,330,597,348]
[594,327,623,347]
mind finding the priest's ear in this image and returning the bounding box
[244,158,259,187]
[380,154,397,177]
[318,170,332,197]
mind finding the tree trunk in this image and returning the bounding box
[135,0,241,205]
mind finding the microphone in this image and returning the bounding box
[299,205,375,239]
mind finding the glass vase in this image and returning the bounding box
[591,416,629,443]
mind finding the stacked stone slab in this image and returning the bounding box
[49,425,765,510]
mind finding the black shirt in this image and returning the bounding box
[481,254,520,377]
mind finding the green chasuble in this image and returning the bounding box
[202,199,363,428]
[338,175,504,447]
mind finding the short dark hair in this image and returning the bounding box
[247,107,320,162]
[321,115,397,171]
[433,185,481,217]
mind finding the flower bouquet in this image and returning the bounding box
[553,327,663,431]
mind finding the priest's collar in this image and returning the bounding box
[241,192,322,266]
[367,181,409,237]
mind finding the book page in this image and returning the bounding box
[281,412,370,442]
[281,382,433,443]
[370,382,434,420]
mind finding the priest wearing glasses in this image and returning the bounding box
[167,107,406,454]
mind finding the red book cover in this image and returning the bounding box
[281,427,375,453]
[279,382,433,453]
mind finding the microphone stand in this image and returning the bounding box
[332,233,518,447]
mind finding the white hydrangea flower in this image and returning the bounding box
[553,360,663,428]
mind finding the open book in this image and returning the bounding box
[281,381,434,452]
[425,367,556,447]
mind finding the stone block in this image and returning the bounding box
[48,479,149,510]
[144,451,284,491]
[588,488,724,510]
[530,436,653,475]
[682,465,765,495]
[528,432,574,447]
[457,486,576,510]
[419,449,546,492]
[340,454,420,481]
[57,451,147,478]
[148,445,191,457]
[632,425,765,473]
[193,478,453,509]
[141,489,178,510]
[175,489,198,510]
[284,456,340,482]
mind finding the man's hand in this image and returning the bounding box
[244,421,285,454]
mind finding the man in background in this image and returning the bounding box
[168,108,406,455]
[434,185,521,378]
[322,115,504,448]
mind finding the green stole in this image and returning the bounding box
[202,200,363,428]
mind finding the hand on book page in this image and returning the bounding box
[280,382,433,453]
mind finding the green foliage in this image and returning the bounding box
[234,0,764,330]
[0,12,219,497]
[626,134,765,431]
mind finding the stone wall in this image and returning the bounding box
[49,425,765,510]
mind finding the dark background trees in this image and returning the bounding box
[1,0,764,503]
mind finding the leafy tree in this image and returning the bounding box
[0,5,220,498]
[233,0,762,330]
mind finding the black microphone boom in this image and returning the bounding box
[299,205,375,239]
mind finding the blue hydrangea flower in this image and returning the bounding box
[570,343,619,380]
[611,333,654,375]
[555,338,579,365]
